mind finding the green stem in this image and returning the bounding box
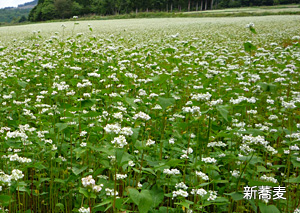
[236,152,255,192]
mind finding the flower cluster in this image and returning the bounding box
[81,175,103,192]
[111,135,128,148]
[0,169,24,187]
[196,171,209,181]
[191,188,207,197]
[260,175,278,183]
[78,207,90,213]
[201,157,217,164]
[163,168,181,175]
[132,112,151,121]
[172,189,189,198]
[2,154,31,163]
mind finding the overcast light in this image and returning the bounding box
[0,0,32,9]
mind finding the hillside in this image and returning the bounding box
[0,0,38,23]
[18,0,38,9]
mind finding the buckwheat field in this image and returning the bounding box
[0,16,300,213]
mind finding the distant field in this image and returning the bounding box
[182,4,300,14]
[0,15,300,43]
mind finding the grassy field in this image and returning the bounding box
[0,16,300,212]
[183,4,300,14]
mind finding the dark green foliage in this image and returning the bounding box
[18,15,27,22]
[0,8,31,23]
[54,0,73,19]
[27,0,300,22]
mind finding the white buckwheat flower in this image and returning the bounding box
[230,170,240,178]
[78,207,90,213]
[11,169,24,181]
[133,112,151,121]
[146,139,155,146]
[120,127,133,136]
[175,182,188,190]
[201,157,217,164]
[172,189,189,198]
[81,175,95,187]
[207,191,218,201]
[191,188,207,197]
[163,168,181,175]
[196,171,209,181]
[104,123,121,134]
[111,135,127,148]
[260,175,278,183]
[116,174,127,180]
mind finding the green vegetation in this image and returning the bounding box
[0,8,30,24]
[29,0,300,22]
[0,0,37,25]
[0,15,299,212]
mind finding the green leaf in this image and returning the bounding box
[257,166,271,173]
[128,188,153,212]
[249,27,257,34]
[115,197,123,210]
[94,199,112,208]
[128,188,140,206]
[79,187,89,198]
[132,128,140,142]
[238,155,263,165]
[142,167,156,176]
[166,159,182,166]
[0,195,11,203]
[257,82,277,92]
[116,149,131,165]
[151,74,170,84]
[225,192,244,201]
[212,179,228,184]
[258,203,280,213]
[18,80,28,88]
[244,42,257,52]
[150,185,164,208]
[138,190,153,213]
[81,112,101,117]
[116,149,124,165]
[159,207,168,213]
[175,201,190,209]
[162,47,176,54]
[80,100,94,108]
[56,203,64,212]
[125,97,138,108]
[284,176,300,183]
[158,97,175,110]
[199,182,210,187]
[72,166,88,176]
[32,162,46,170]
[291,157,300,168]
[216,105,229,121]
[55,123,68,132]
[54,178,65,184]
[73,147,87,159]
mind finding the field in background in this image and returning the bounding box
[183,4,300,14]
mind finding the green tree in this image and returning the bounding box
[72,2,84,16]
[54,0,72,19]
[28,4,43,21]
[18,15,27,23]
[41,2,57,20]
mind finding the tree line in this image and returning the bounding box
[29,0,300,21]
[0,8,30,24]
